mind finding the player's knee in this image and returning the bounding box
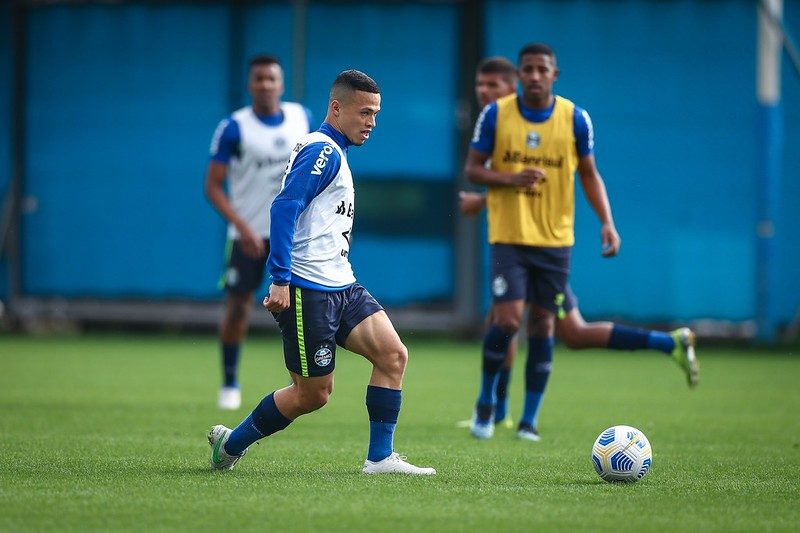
[298,382,333,413]
[226,297,250,324]
[557,316,588,349]
[307,390,331,412]
[495,316,521,334]
[560,328,584,349]
[380,342,408,377]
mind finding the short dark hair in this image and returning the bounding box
[330,69,380,101]
[249,54,280,70]
[517,43,556,64]
[477,56,516,84]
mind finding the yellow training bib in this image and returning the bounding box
[487,94,578,246]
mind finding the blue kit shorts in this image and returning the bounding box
[273,282,384,377]
[489,243,577,318]
[221,238,270,294]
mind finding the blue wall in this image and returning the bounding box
[23,5,229,297]
[240,5,296,103]
[0,3,11,300]
[304,3,458,179]
[485,0,798,322]
[18,2,458,304]
[780,2,800,325]
[4,0,799,325]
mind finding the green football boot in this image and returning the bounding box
[670,327,699,388]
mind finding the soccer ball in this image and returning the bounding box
[591,425,652,483]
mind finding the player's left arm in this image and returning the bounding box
[578,156,620,257]
[574,106,620,257]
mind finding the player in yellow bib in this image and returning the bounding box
[465,43,699,441]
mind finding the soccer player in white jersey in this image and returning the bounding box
[205,55,313,410]
[207,70,436,475]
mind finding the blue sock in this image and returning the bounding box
[222,343,240,388]
[366,385,401,462]
[608,325,649,350]
[647,331,675,354]
[521,391,545,429]
[494,368,512,422]
[225,392,292,456]
[520,336,553,428]
[608,325,675,354]
[477,326,513,412]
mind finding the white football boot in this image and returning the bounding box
[218,386,241,410]
[362,452,436,475]
[516,423,541,442]
[208,424,245,471]
[470,404,495,439]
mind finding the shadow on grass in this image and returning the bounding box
[157,464,368,481]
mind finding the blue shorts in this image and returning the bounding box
[490,243,577,318]
[221,238,270,294]
[273,282,384,377]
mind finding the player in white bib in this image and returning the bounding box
[208,70,436,475]
[205,55,312,410]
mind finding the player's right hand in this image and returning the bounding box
[458,191,487,217]
[263,284,290,313]
[510,168,544,187]
[239,226,266,259]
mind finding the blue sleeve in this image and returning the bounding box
[469,103,498,155]
[267,142,342,285]
[303,106,315,131]
[209,117,240,164]
[573,106,594,158]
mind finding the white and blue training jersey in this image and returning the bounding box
[268,123,356,291]
[209,102,313,239]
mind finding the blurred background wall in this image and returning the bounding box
[1,0,798,340]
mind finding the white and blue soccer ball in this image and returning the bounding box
[591,425,652,483]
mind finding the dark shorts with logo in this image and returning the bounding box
[221,238,270,294]
[273,282,384,377]
[490,243,577,318]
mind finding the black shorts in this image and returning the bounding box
[220,238,270,294]
[490,243,577,318]
[273,283,384,377]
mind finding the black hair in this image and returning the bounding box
[249,54,280,70]
[517,43,556,64]
[330,69,380,100]
[477,56,517,84]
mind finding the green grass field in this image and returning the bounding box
[0,332,798,531]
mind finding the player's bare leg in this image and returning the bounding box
[556,308,612,349]
[345,311,407,389]
[273,372,334,419]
